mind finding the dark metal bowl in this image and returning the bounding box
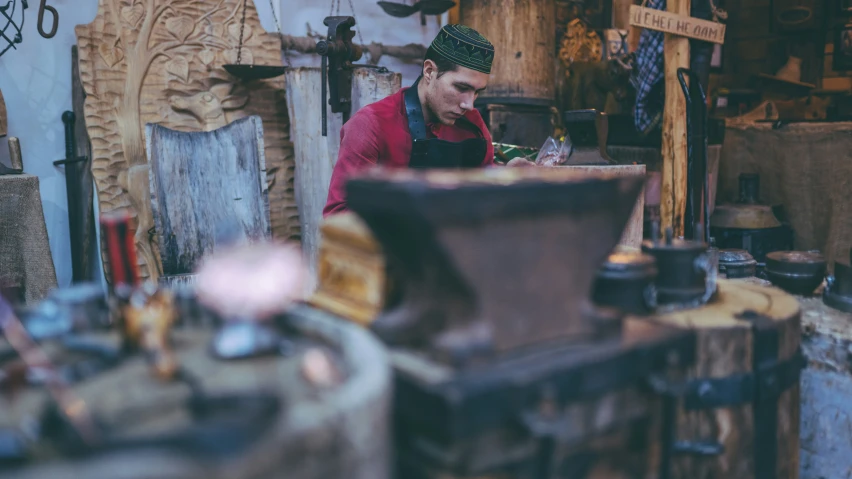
[415,0,456,15]
[764,251,825,296]
[223,64,287,81]
[377,1,416,17]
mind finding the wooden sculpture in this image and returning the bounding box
[75,0,296,281]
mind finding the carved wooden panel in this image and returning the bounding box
[76,0,297,281]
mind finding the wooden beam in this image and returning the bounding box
[660,0,690,236]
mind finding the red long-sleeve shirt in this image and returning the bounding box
[322,87,494,216]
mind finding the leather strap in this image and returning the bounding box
[404,77,428,141]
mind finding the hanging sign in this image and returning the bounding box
[629,5,726,44]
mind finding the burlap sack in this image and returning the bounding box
[0,174,58,303]
[719,123,852,270]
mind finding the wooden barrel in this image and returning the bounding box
[1,305,391,479]
[285,67,401,292]
[458,0,556,106]
[647,279,802,479]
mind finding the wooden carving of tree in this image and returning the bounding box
[78,0,295,281]
[104,0,238,169]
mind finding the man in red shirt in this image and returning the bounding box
[323,24,529,216]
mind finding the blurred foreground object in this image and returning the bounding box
[311,167,803,478]
[195,241,307,322]
[347,167,645,361]
[340,167,699,477]
[310,213,391,325]
[0,224,389,479]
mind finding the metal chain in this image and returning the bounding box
[346,0,365,48]
[267,0,290,66]
[236,0,248,65]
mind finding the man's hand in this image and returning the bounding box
[505,158,535,168]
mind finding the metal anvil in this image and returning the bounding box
[346,168,644,365]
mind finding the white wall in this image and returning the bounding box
[278,0,444,85]
[0,0,99,288]
[0,0,438,288]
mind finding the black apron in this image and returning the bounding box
[404,77,487,169]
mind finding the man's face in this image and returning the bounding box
[422,61,489,126]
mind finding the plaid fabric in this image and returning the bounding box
[630,0,666,134]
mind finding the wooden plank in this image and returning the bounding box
[145,115,271,276]
[660,0,690,236]
[0,88,6,138]
[75,0,294,282]
[822,77,852,91]
[285,67,401,293]
[629,5,725,44]
[554,164,646,248]
[71,45,96,282]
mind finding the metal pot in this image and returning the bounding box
[641,227,712,307]
[592,250,658,315]
[718,249,757,279]
[764,251,825,296]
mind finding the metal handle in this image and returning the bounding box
[37,0,59,39]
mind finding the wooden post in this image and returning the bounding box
[660,0,690,236]
[285,67,401,293]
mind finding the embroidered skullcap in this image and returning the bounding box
[429,24,494,74]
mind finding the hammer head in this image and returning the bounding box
[346,168,645,365]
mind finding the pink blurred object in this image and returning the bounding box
[195,242,307,321]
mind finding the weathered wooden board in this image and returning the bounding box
[648,279,801,478]
[76,0,296,282]
[629,5,726,44]
[71,45,96,282]
[285,67,401,292]
[0,88,6,138]
[550,164,646,248]
[146,115,270,276]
